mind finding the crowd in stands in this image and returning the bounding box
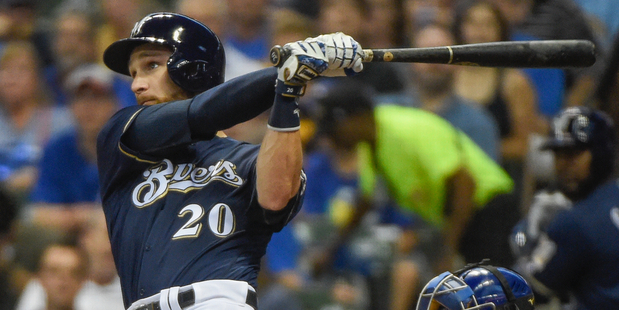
[0,0,618,309]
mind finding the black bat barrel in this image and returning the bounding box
[365,40,596,68]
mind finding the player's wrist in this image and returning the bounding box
[268,79,303,132]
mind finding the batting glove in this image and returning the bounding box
[309,32,364,76]
[278,40,329,85]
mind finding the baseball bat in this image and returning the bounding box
[269,40,596,68]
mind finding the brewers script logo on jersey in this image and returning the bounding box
[132,159,243,207]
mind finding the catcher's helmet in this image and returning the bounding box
[103,12,225,93]
[416,271,496,310]
[457,264,535,310]
[542,106,616,194]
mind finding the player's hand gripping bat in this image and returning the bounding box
[270,40,596,68]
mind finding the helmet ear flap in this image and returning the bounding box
[168,53,223,93]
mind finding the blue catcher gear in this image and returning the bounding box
[542,106,616,198]
[103,12,225,93]
[456,263,535,310]
[416,271,496,310]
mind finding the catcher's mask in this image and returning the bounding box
[416,271,496,310]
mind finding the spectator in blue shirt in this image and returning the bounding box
[27,64,119,236]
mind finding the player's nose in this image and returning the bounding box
[131,76,148,95]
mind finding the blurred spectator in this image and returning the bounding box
[318,0,408,95]
[316,0,368,43]
[74,210,123,310]
[18,242,88,310]
[365,0,406,48]
[452,0,547,267]
[224,7,316,144]
[26,64,119,236]
[0,0,54,67]
[396,22,500,161]
[490,0,602,113]
[0,183,19,310]
[514,106,619,309]
[0,41,74,199]
[15,211,123,310]
[593,32,619,169]
[174,0,266,80]
[402,0,454,41]
[260,224,304,310]
[270,7,316,45]
[303,79,512,310]
[272,0,320,20]
[11,224,67,307]
[572,0,619,49]
[225,0,272,58]
[95,0,162,64]
[43,5,135,108]
[220,0,271,79]
[173,0,227,37]
[454,0,544,162]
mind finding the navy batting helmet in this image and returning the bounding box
[103,12,225,93]
[542,106,616,194]
[456,263,535,310]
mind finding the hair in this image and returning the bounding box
[0,40,51,105]
[0,40,41,70]
[271,8,317,43]
[390,0,408,47]
[316,79,376,139]
[452,0,510,44]
[37,240,90,278]
[53,5,97,41]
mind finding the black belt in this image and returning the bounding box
[135,289,257,310]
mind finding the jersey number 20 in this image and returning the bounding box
[172,203,236,239]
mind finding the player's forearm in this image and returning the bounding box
[123,68,277,154]
[187,67,277,137]
[256,129,303,211]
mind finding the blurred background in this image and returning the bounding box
[0,0,618,309]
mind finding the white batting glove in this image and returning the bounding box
[278,40,329,84]
[308,32,364,76]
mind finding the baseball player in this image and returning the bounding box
[517,106,619,309]
[97,12,363,310]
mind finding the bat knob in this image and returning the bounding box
[270,45,291,68]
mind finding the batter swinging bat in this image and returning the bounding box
[269,40,596,68]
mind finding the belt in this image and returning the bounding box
[135,288,257,310]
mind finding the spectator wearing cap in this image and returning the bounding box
[26,64,119,237]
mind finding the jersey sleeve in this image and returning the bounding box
[121,67,277,158]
